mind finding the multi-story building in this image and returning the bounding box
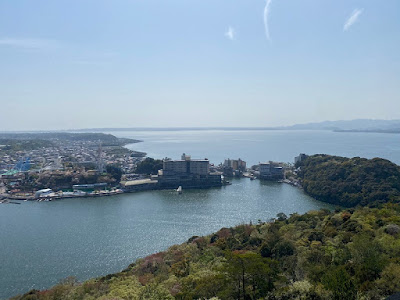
[158,154,221,188]
[189,160,210,175]
[259,162,284,180]
[224,158,247,171]
[163,160,189,175]
[295,153,308,165]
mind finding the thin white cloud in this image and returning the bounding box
[225,26,235,40]
[263,0,273,41]
[0,38,118,65]
[343,8,364,31]
[0,38,58,50]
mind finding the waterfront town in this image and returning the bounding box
[0,133,306,202]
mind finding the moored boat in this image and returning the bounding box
[176,186,183,194]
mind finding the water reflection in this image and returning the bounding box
[0,178,332,299]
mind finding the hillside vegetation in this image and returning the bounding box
[297,155,400,207]
[0,133,140,146]
[0,139,54,152]
[12,204,400,300]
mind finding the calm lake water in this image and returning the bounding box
[1,130,399,299]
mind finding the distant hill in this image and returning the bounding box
[3,119,400,133]
[70,119,400,133]
[282,119,400,132]
[297,154,400,207]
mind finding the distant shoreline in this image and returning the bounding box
[2,118,400,133]
[1,127,399,134]
[80,127,400,133]
[334,129,400,134]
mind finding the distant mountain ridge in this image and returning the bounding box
[281,119,400,132]
[2,119,400,133]
[73,119,400,133]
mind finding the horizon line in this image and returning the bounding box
[1,119,399,133]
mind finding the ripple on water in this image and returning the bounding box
[0,178,333,299]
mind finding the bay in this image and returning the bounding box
[1,129,399,299]
[118,129,400,165]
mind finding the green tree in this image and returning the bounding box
[349,235,387,285]
[297,155,400,207]
[222,251,277,300]
[106,165,123,182]
[135,158,163,175]
[322,266,356,300]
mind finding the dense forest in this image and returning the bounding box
[12,204,400,300]
[296,155,400,207]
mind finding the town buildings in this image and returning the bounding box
[158,154,222,188]
[222,158,247,177]
[72,183,108,192]
[223,158,246,171]
[121,153,222,191]
[259,162,284,180]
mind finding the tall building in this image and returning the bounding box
[295,153,308,165]
[223,158,246,171]
[163,159,209,176]
[158,154,221,188]
[259,161,284,180]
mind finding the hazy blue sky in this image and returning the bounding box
[0,0,399,130]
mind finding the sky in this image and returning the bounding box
[0,0,399,131]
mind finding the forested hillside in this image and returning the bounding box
[12,204,400,300]
[297,155,400,207]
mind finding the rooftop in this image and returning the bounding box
[165,159,209,162]
[122,179,158,186]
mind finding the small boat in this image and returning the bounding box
[176,186,182,194]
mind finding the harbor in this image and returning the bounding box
[1,152,305,203]
[0,176,332,299]
[1,129,400,299]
